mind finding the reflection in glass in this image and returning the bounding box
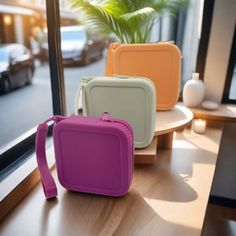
[229,63,236,100]
[0,2,53,149]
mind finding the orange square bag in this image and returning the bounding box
[106,42,181,110]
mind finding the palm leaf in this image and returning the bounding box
[120,7,156,21]
[71,0,132,43]
[70,0,189,43]
[120,7,157,43]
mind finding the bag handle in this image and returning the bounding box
[36,116,64,199]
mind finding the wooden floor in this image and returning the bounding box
[0,126,223,236]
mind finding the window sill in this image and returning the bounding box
[0,144,55,222]
[180,102,236,122]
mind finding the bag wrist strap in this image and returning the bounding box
[74,80,88,116]
[74,83,83,115]
[36,116,63,199]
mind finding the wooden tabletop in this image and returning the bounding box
[155,104,193,136]
[0,126,223,236]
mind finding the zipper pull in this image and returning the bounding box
[81,77,94,86]
[101,112,112,122]
[112,42,121,51]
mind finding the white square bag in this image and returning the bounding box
[74,76,156,148]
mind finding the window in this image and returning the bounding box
[229,63,236,100]
[0,1,53,174]
[222,26,236,103]
[151,0,207,88]
[0,0,214,177]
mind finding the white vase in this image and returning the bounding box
[183,73,205,107]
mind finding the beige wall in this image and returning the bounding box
[203,0,236,103]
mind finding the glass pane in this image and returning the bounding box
[158,0,205,88]
[61,27,106,115]
[149,0,205,88]
[229,63,236,100]
[0,2,52,149]
[63,0,205,113]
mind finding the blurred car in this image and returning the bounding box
[0,44,35,94]
[61,25,105,65]
[43,25,105,65]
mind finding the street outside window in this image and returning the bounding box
[0,0,205,156]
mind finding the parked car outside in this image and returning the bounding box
[43,25,105,65]
[0,44,35,94]
[30,26,48,63]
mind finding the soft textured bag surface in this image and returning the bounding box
[74,76,156,148]
[106,42,181,110]
[36,113,134,199]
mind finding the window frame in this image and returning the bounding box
[222,25,236,104]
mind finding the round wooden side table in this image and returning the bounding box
[135,104,193,164]
[155,104,193,149]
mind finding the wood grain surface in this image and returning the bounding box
[155,104,193,136]
[0,127,222,236]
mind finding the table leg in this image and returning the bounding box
[157,132,174,149]
[134,137,157,164]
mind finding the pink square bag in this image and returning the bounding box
[36,112,134,199]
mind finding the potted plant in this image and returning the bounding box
[70,0,188,44]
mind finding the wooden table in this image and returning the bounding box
[135,104,193,163]
[0,125,222,236]
[155,104,193,148]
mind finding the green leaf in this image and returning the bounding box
[70,0,189,43]
[120,7,156,21]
